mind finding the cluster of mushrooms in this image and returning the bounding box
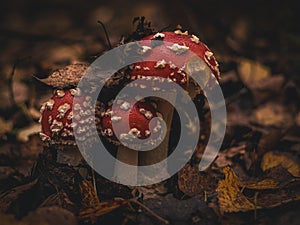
[38,27,220,182]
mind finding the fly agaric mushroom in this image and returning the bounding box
[100,100,162,143]
[98,98,163,165]
[39,88,95,166]
[126,29,221,166]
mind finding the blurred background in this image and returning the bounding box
[0,0,299,140]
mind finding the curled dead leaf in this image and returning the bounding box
[36,62,89,89]
[177,164,217,197]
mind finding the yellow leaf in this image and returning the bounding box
[217,167,259,213]
[79,199,128,223]
[79,180,99,209]
[261,152,300,177]
[243,178,279,190]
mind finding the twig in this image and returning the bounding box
[129,198,169,224]
[97,20,112,49]
[7,57,31,107]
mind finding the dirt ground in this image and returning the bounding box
[0,0,300,224]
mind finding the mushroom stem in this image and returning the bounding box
[139,92,177,167]
[56,146,84,167]
[114,145,139,182]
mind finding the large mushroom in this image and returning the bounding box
[125,29,220,166]
[95,28,221,190]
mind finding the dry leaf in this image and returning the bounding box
[17,123,40,142]
[0,214,27,225]
[237,59,271,86]
[242,178,279,190]
[22,206,78,225]
[250,75,285,105]
[0,179,38,213]
[37,62,88,88]
[261,152,300,177]
[178,164,217,197]
[216,167,257,213]
[251,102,293,128]
[215,145,246,167]
[217,167,300,214]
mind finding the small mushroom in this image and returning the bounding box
[100,100,160,141]
[98,99,163,164]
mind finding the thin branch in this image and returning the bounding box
[98,20,112,49]
[129,199,169,224]
[8,57,30,107]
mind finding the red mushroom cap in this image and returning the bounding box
[39,88,94,145]
[130,31,220,88]
[99,99,162,145]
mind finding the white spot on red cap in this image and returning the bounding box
[57,103,71,119]
[39,133,50,142]
[154,59,167,69]
[138,46,152,55]
[56,90,65,98]
[174,30,189,35]
[111,116,122,122]
[152,32,165,39]
[139,108,153,120]
[45,99,55,110]
[205,51,214,60]
[50,120,63,134]
[190,34,200,44]
[167,43,189,55]
[70,88,81,96]
[120,101,131,111]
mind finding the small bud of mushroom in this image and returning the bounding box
[39,88,94,166]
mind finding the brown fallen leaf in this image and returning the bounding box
[251,102,294,128]
[249,75,285,105]
[36,62,88,89]
[0,214,27,225]
[261,151,300,178]
[22,206,78,225]
[237,59,271,86]
[0,178,38,213]
[178,164,217,197]
[215,145,246,168]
